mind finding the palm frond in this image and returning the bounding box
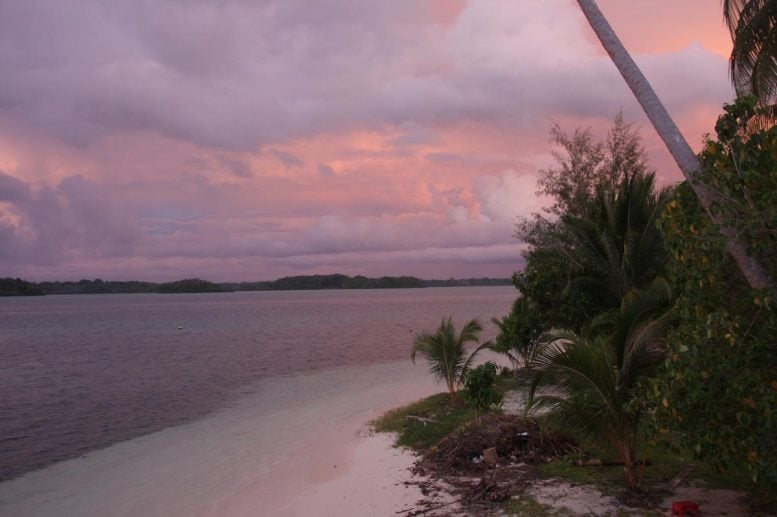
[727,0,777,108]
[410,316,484,395]
[527,279,673,473]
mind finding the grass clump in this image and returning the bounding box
[372,392,476,451]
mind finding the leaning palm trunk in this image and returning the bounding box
[576,0,773,291]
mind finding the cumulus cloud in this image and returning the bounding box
[0,172,141,264]
[0,0,731,150]
[473,170,547,223]
[0,1,735,280]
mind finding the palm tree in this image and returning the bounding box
[411,317,489,403]
[563,171,671,306]
[724,0,777,107]
[528,278,673,488]
[575,0,773,290]
[491,296,544,380]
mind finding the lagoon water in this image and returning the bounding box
[0,286,516,493]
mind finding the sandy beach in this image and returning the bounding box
[224,432,428,516]
[0,359,443,516]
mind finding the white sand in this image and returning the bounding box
[222,432,426,516]
[0,359,441,516]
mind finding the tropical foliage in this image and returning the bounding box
[411,317,490,402]
[647,99,777,487]
[490,296,544,379]
[462,361,503,418]
[489,1,777,493]
[489,116,675,487]
[510,100,777,491]
[513,114,666,335]
[561,171,670,308]
[529,278,673,488]
[577,0,773,290]
[724,0,777,111]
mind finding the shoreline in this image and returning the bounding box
[0,360,442,516]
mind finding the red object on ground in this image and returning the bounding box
[672,500,700,516]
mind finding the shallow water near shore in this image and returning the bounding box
[0,286,515,514]
[0,359,443,516]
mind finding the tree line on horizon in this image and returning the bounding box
[0,274,511,296]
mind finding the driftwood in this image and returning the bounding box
[670,464,696,489]
[405,415,439,426]
[577,459,652,467]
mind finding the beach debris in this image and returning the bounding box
[405,415,439,427]
[401,415,576,515]
[425,414,573,475]
[671,500,700,516]
[670,464,696,489]
[483,447,498,466]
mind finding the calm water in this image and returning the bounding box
[0,286,515,482]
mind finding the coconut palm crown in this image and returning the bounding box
[724,0,777,108]
[563,171,671,307]
[575,0,773,290]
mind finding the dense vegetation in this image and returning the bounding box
[224,274,424,290]
[391,3,777,508]
[33,278,159,295]
[0,277,44,296]
[422,277,512,287]
[647,98,777,487]
[499,115,673,489]
[493,102,777,492]
[157,278,229,293]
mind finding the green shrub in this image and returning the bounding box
[462,362,503,417]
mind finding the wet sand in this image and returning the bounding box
[0,359,441,516]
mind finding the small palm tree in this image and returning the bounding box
[528,278,673,488]
[411,317,489,403]
[491,296,544,380]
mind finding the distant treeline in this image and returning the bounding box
[223,274,424,291]
[423,277,512,287]
[0,274,511,296]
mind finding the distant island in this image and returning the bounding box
[0,274,511,296]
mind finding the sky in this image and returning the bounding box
[0,0,735,282]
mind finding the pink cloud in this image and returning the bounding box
[0,1,738,281]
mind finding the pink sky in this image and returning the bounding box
[0,0,734,282]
